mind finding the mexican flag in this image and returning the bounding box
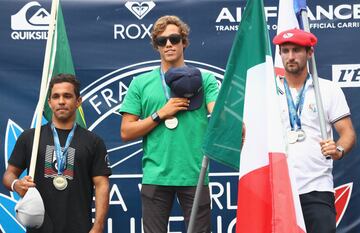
[235,0,306,232]
[202,0,306,231]
[43,0,86,128]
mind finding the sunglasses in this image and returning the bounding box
[155,34,182,47]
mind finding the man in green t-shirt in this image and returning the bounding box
[120,15,218,233]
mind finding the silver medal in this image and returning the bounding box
[165,117,178,129]
[53,175,68,191]
[296,129,306,142]
[287,130,298,144]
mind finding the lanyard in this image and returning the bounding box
[160,69,170,100]
[283,75,310,131]
[51,123,77,175]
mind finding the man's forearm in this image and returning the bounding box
[3,171,17,191]
[121,116,159,141]
[91,177,110,232]
[3,165,23,191]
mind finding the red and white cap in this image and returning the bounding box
[273,28,318,47]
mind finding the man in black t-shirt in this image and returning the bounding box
[2,74,111,233]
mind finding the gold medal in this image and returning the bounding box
[53,175,68,191]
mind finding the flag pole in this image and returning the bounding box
[29,0,59,178]
[187,155,209,233]
[300,11,328,143]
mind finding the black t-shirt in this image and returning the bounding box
[9,123,112,233]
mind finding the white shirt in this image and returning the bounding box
[277,76,350,194]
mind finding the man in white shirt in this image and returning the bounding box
[273,29,356,233]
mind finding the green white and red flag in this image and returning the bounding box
[202,0,306,232]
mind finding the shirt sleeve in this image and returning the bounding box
[202,72,219,104]
[327,83,350,123]
[8,130,32,170]
[92,137,112,177]
[119,77,142,116]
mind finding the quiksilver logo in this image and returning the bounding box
[11,1,49,40]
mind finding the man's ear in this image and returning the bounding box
[76,97,82,108]
[307,47,314,58]
[183,40,188,50]
[47,98,53,110]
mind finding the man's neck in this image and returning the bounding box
[284,71,308,90]
[161,60,185,73]
[52,118,76,130]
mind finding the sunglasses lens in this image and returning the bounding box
[155,34,182,47]
[169,34,182,45]
[155,37,167,47]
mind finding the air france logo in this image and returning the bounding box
[125,1,156,20]
[215,4,360,32]
[11,1,49,40]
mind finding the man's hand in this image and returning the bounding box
[320,139,342,160]
[158,98,189,119]
[13,176,36,197]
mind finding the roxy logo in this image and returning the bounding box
[332,64,360,88]
[11,1,49,40]
[113,1,155,40]
[125,1,156,20]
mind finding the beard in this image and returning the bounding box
[284,62,306,75]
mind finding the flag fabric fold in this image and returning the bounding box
[43,2,86,128]
[293,0,307,27]
[201,0,249,171]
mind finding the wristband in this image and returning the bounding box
[336,146,345,160]
[11,179,19,192]
[151,112,161,123]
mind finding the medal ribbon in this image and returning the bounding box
[160,69,171,100]
[283,75,310,131]
[51,123,77,175]
[160,68,180,130]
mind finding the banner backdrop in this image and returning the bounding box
[0,1,359,232]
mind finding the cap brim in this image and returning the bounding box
[15,187,45,228]
[188,89,204,111]
[171,89,204,111]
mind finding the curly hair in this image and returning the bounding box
[151,15,190,49]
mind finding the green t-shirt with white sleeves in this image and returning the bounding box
[120,67,219,186]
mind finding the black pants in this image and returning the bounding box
[300,191,336,233]
[141,184,211,233]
